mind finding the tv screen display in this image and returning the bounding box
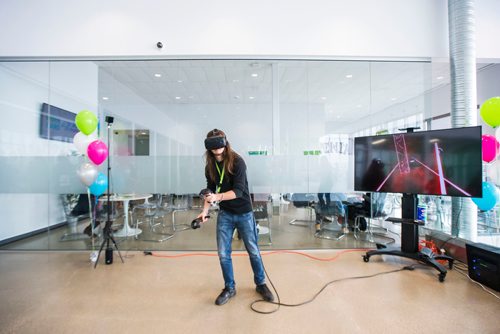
[39,103,79,143]
[354,126,482,197]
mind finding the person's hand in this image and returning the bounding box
[197,211,210,223]
[204,193,220,204]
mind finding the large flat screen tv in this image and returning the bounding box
[354,126,482,197]
[39,103,79,143]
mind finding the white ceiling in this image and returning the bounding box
[96,59,455,128]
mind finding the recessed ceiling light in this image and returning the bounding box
[336,115,341,119]
[234,95,241,100]
[391,97,397,101]
[345,74,353,78]
[249,96,255,100]
[321,97,327,100]
[175,96,181,100]
[436,76,444,80]
[177,80,183,83]
[233,79,239,83]
[102,97,109,100]
[154,73,162,78]
[251,73,258,77]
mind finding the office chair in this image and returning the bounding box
[132,194,174,242]
[314,196,348,240]
[287,193,317,227]
[168,194,192,232]
[60,194,90,242]
[253,193,272,246]
[353,193,396,245]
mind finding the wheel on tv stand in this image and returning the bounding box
[363,255,370,262]
[438,272,446,282]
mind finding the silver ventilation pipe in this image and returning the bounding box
[448,0,478,239]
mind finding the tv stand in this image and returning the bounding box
[362,193,454,282]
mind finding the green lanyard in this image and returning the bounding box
[215,162,225,194]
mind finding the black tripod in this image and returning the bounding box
[94,116,124,268]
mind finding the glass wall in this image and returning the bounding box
[1,59,498,251]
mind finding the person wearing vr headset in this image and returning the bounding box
[196,129,274,306]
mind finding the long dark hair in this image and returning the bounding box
[205,129,240,183]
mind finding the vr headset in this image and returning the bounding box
[204,131,227,150]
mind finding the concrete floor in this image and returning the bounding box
[0,249,499,334]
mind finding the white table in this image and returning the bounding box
[99,194,152,237]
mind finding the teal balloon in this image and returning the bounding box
[472,182,500,211]
[75,110,98,135]
[88,172,108,197]
[480,97,500,128]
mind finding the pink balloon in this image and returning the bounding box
[87,140,108,165]
[482,134,500,163]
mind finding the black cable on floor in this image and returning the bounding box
[250,263,416,314]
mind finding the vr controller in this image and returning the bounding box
[192,188,217,229]
[199,188,218,207]
[191,215,210,229]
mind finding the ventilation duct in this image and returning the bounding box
[448,0,478,239]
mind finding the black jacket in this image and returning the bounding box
[206,155,253,214]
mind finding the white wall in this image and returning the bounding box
[1,0,499,59]
[0,62,98,242]
[0,0,450,59]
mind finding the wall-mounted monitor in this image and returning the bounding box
[39,103,79,143]
[354,126,482,197]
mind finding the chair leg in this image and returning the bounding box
[172,209,191,232]
[257,216,272,246]
[366,218,395,245]
[132,209,143,240]
[314,215,346,241]
[288,207,315,227]
[139,216,175,243]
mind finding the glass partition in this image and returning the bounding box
[2,58,496,251]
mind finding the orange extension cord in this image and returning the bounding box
[148,248,370,262]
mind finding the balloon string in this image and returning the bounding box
[93,197,99,231]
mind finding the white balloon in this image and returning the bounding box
[496,127,500,142]
[73,131,97,155]
[486,161,500,186]
[77,162,99,186]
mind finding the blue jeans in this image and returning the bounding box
[216,210,266,289]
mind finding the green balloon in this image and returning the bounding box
[75,110,98,135]
[480,97,500,128]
